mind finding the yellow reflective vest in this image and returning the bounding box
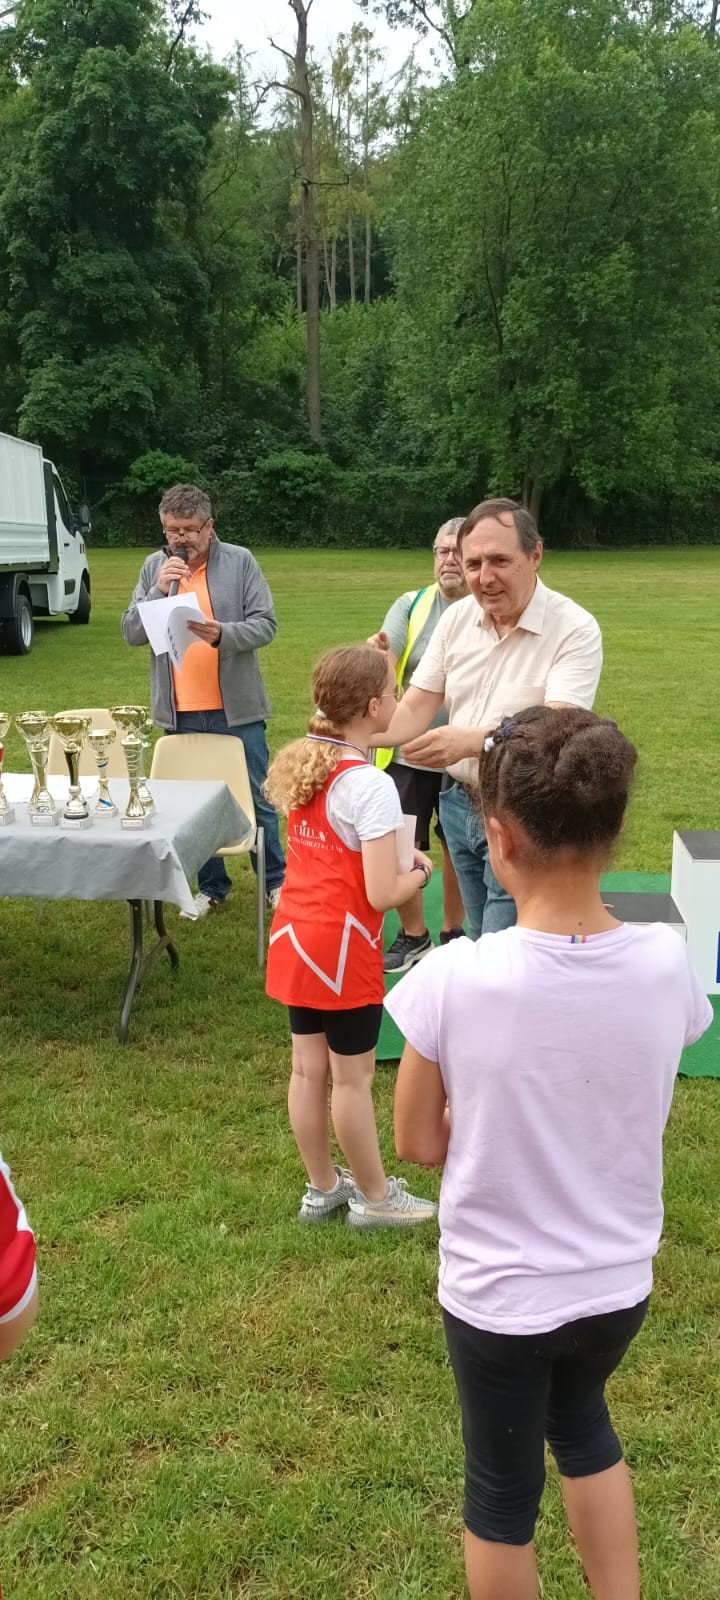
[375,581,439,770]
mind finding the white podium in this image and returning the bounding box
[671,831,720,994]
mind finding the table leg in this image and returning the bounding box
[119,899,180,1043]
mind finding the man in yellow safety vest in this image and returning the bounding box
[368,518,468,974]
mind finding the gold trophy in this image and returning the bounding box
[0,713,15,825]
[138,714,155,812]
[111,705,154,814]
[88,728,118,818]
[15,711,58,825]
[120,733,151,829]
[51,714,93,828]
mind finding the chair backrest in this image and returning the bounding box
[47,709,129,777]
[149,733,256,842]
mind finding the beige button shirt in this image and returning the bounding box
[410,577,603,785]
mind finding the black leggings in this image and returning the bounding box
[443,1296,649,1545]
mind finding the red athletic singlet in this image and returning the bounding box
[266,759,384,1009]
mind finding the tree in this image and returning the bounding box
[0,0,230,477]
[264,0,322,442]
[389,0,720,518]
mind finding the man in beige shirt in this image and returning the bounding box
[371,498,603,937]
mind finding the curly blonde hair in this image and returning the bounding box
[265,645,390,812]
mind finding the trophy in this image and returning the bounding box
[88,729,118,818]
[111,705,154,814]
[51,714,92,828]
[120,734,151,829]
[15,712,58,825]
[0,713,15,825]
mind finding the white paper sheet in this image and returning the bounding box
[136,593,203,659]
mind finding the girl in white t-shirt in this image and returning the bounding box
[388,705,712,1600]
[265,644,437,1229]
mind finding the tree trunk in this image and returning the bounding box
[330,234,337,311]
[710,0,718,34]
[296,214,303,314]
[364,212,372,305]
[322,232,331,308]
[348,216,356,303]
[291,1,322,442]
[526,478,543,524]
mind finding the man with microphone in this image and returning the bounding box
[121,483,285,919]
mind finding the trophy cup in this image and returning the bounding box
[0,713,15,825]
[15,712,59,825]
[51,714,93,828]
[120,733,152,829]
[88,728,118,818]
[111,705,154,814]
[138,715,155,813]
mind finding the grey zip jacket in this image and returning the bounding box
[121,538,276,730]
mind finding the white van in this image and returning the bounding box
[0,431,91,655]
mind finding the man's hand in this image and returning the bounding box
[402,726,481,769]
[156,556,191,595]
[187,619,222,646]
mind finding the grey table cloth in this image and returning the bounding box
[0,779,251,916]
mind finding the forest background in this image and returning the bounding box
[0,0,719,550]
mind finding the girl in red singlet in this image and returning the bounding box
[265,646,438,1229]
[0,1150,38,1360]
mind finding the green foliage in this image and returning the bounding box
[124,450,202,499]
[0,0,231,471]
[0,0,719,543]
[388,0,720,515]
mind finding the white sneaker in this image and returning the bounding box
[179,892,221,921]
[267,886,283,912]
[298,1166,355,1222]
[347,1176,438,1229]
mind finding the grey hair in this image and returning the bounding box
[159,484,212,523]
[457,499,540,557]
[434,516,465,546]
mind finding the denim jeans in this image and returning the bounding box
[438,781,516,940]
[174,711,285,900]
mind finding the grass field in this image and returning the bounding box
[1,547,719,1599]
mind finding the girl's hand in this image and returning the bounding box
[413,849,433,881]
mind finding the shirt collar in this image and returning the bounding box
[476,576,547,636]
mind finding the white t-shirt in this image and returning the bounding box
[385,923,712,1335]
[326,761,403,851]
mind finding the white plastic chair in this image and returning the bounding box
[47,708,129,777]
[150,732,265,966]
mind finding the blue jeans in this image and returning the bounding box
[174,711,285,900]
[438,781,516,940]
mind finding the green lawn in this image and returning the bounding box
[1,547,719,1599]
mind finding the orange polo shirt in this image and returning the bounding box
[171,562,223,712]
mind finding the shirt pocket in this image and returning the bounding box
[484,682,547,722]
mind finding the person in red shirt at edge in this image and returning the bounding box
[265,645,438,1229]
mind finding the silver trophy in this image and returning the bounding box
[51,714,93,828]
[15,711,59,825]
[88,728,118,818]
[0,713,15,825]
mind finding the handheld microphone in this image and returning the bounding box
[168,546,188,598]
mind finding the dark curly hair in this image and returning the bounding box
[477,705,637,856]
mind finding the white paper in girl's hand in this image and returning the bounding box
[397,813,417,873]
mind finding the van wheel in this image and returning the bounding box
[4,593,34,655]
[69,576,91,625]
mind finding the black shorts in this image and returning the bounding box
[288,1004,384,1055]
[386,761,446,852]
[443,1296,649,1546]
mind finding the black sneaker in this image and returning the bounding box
[383,930,433,974]
[440,927,466,944]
